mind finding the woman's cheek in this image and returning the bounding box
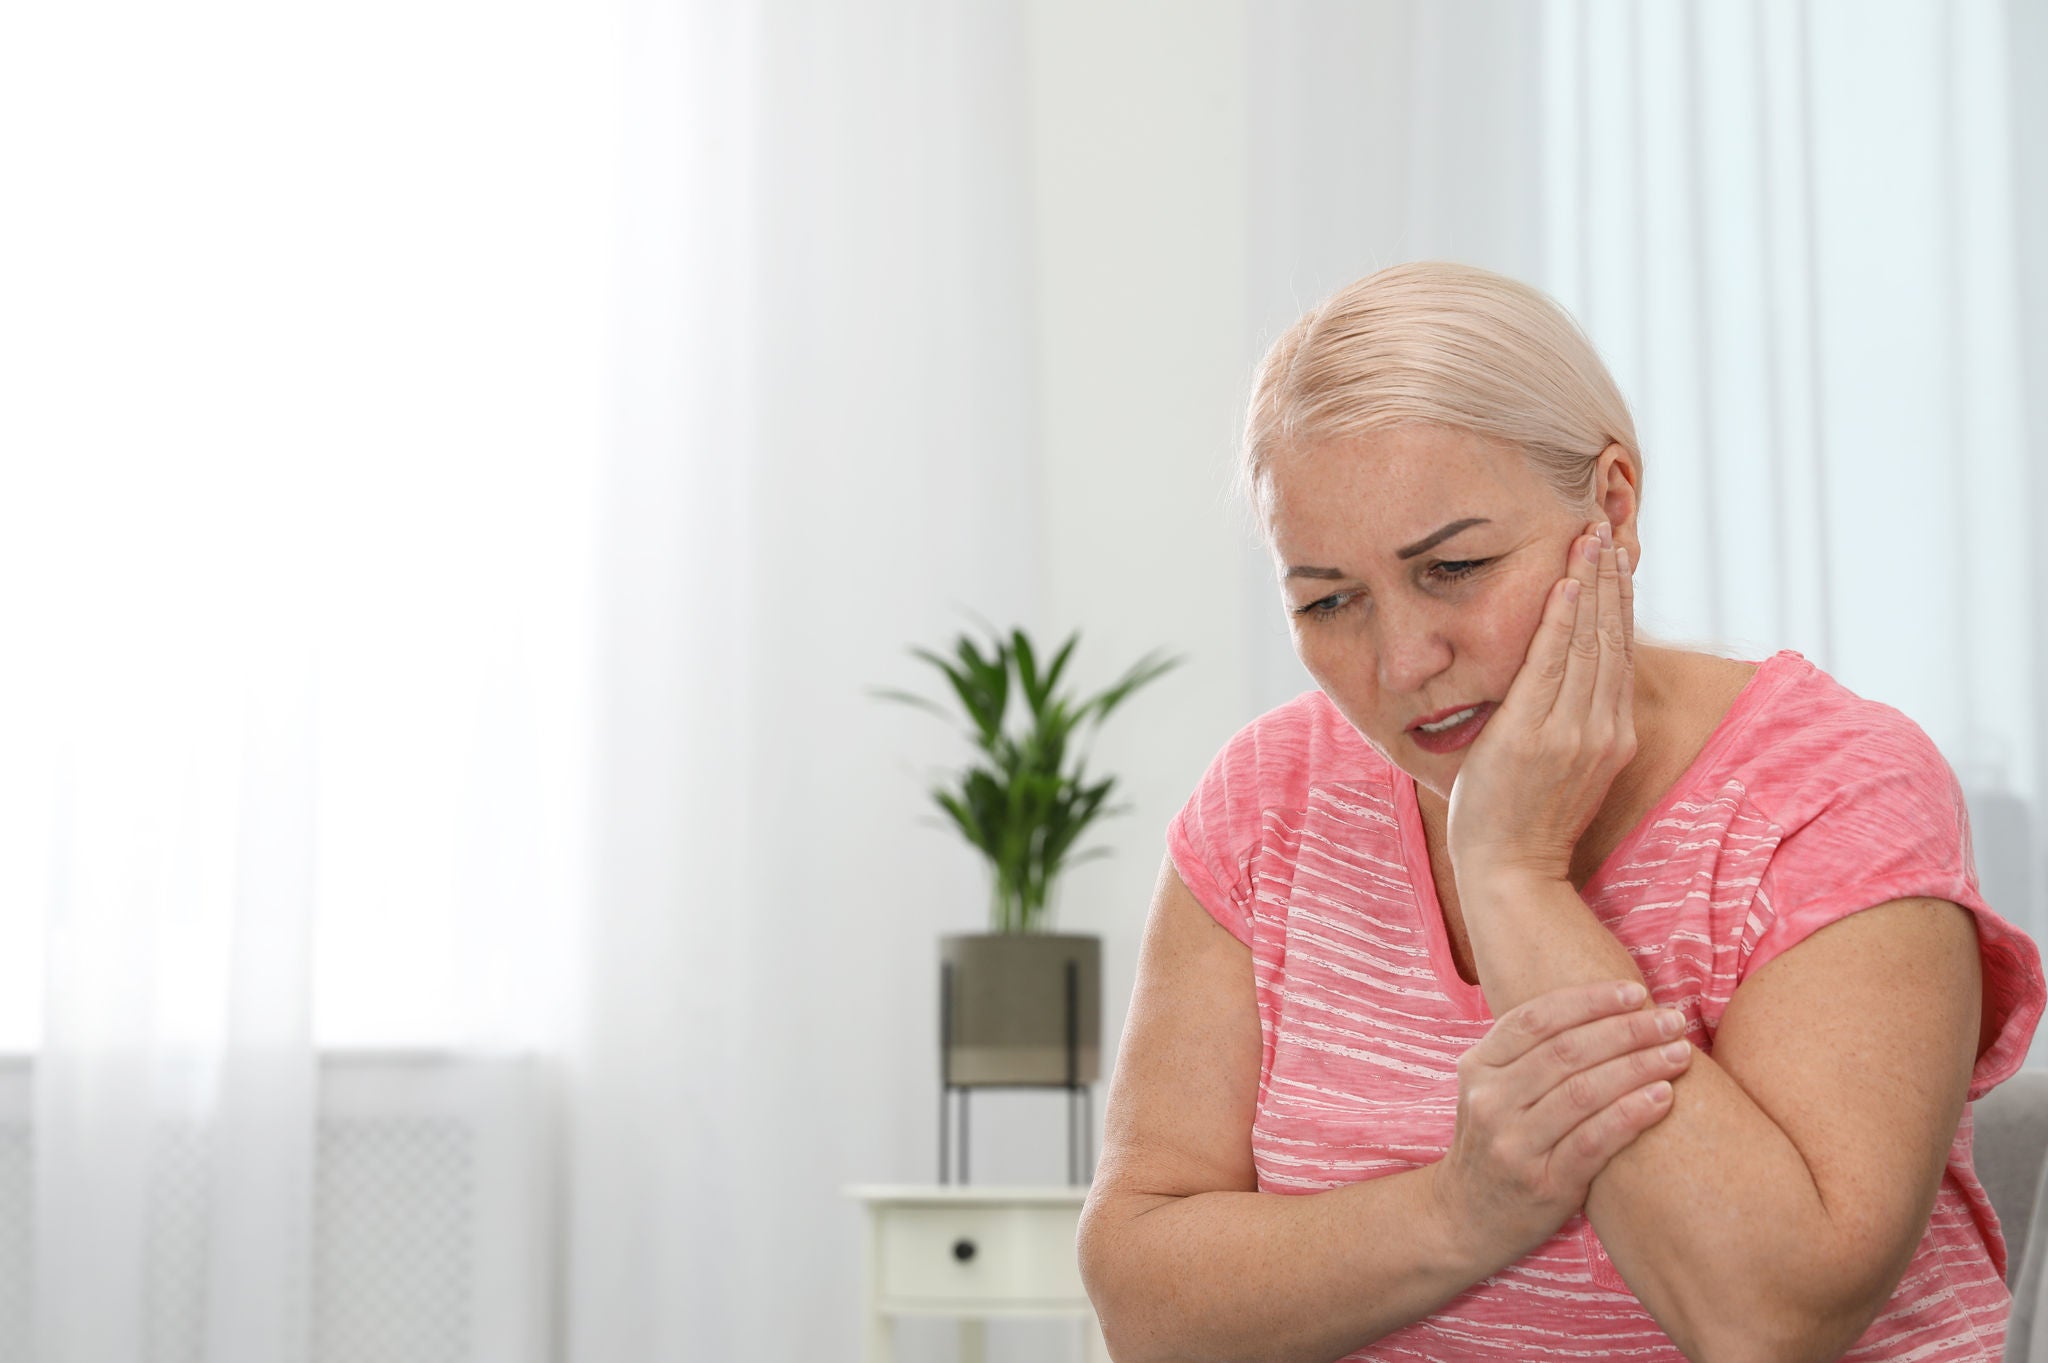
[1496,572,1557,660]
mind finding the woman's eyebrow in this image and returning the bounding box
[1283,517,1493,579]
[1395,517,1491,559]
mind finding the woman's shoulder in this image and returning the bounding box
[1169,690,1393,923]
[1656,645,1767,748]
[1696,647,1958,831]
[1175,689,1392,838]
[1209,687,1390,788]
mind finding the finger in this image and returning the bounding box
[1466,979,1649,1069]
[1550,525,1602,723]
[1614,544,1637,745]
[1525,1006,1687,1093]
[1547,1077,1676,1193]
[1496,568,1580,731]
[1617,544,1636,659]
[1591,532,1631,735]
[1531,1019,1687,1146]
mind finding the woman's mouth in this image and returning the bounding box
[1408,701,1497,754]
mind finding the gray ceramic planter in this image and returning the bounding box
[939,933,1101,1087]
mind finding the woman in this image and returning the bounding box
[1076,261,2046,1362]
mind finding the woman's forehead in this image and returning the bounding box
[1261,432,1539,544]
[1275,425,1527,484]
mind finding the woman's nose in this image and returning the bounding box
[1374,609,1453,696]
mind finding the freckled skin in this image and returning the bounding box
[1261,424,1664,814]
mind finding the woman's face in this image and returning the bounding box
[1264,425,1620,800]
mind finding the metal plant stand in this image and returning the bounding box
[939,958,1095,1186]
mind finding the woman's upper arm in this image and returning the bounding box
[1084,852,1261,1231]
[1711,895,1984,1331]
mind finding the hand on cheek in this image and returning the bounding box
[1443,519,1638,888]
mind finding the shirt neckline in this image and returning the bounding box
[1392,648,1809,1013]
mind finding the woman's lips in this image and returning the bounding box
[1409,702,1488,731]
[1408,701,1497,754]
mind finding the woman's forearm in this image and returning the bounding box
[1080,1165,1506,1363]
[1582,1044,1859,1359]
[1457,870,1846,1361]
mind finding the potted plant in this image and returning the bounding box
[871,623,1181,1086]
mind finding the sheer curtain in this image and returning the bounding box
[0,3,606,1358]
[11,1,2043,1359]
[1536,0,2042,972]
[564,1,1043,1358]
[1246,0,2048,1041]
[2,0,1043,1356]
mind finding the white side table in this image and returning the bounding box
[844,1184,1111,1363]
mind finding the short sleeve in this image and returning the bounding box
[1166,741,1258,947]
[1745,711,2046,1101]
[1165,707,1318,949]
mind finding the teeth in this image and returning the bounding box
[1418,705,1481,734]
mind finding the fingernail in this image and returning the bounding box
[1619,982,1647,1007]
[1661,1040,1690,1062]
[1657,1009,1683,1037]
[1581,536,1600,564]
[1618,547,1631,574]
[1597,521,1612,548]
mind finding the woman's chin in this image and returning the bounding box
[1391,750,1458,800]
[1343,708,1470,799]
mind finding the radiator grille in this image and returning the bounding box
[0,1055,551,1363]
[315,1118,476,1363]
[146,1123,212,1363]
[0,1127,27,1363]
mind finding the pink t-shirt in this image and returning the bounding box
[1166,648,2045,1361]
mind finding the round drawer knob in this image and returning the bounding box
[952,1238,977,1263]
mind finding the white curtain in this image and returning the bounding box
[1246,0,2048,1039]
[0,2,605,1358]
[1249,5,2048,1349]
[2,0,1048,1356]
[564,1,1044,1358]
[8,2,2042,1361]
[10,482,320,1363]
[1537,0,2042,958]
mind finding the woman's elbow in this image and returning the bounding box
[1698,1317,1871,1363]
[1076,1197,1157,1363]
[1692,1273,1887,1363]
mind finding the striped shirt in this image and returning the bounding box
[1167,648,2046,1360]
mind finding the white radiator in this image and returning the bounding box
[0,1053,555,1363]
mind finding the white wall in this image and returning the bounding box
[1025,0,1254,1157]
[885,13,1260,1357]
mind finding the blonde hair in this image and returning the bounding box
[1238,261,1640,540]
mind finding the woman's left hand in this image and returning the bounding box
[1445,520,1637,888]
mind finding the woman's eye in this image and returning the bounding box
[1292,559,1495,622]
[1294,593,1352,620]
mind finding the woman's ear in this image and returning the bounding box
[1593,442,1642,560]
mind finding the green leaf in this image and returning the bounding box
[872,624,1185,932]
[932,788,993,857]
[912,645,1001,747]
[864,686,953,723]
[1040,775,1114,868]
[1038,633,1079,710]
[959,635,1010,744]
[1081,649,1184,726]
[1011,628,1041,716]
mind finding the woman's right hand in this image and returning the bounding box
[1430,980,1693,1267]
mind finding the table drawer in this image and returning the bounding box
[876,1202,1087,1304]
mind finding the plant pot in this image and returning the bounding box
[940,933,1101,1087]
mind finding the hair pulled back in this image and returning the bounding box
[1238,261,1640,538]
